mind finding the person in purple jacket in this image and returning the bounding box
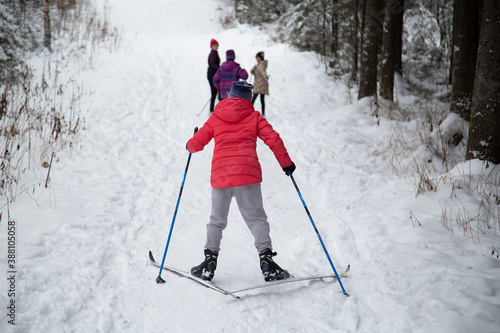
[213,49,248,101]
[207,39,220,113]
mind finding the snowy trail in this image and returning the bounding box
[2,0,500,332]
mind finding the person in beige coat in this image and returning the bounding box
[251,51,269,116]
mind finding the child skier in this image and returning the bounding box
[251,51,269,116]
[212,49,249,100]
[186,80,296,282]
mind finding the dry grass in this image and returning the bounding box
[440,171,500,242]
[379,100,499,241]
[0,0,120,199]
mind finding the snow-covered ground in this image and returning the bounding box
[1,0,500,332]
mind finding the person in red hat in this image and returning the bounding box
[207,39,220,113]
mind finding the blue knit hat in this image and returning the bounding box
[229,81,253,101]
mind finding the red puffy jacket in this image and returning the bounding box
[187,98,293,189]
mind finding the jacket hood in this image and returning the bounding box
[220,60,239,71]
[213,98,254,123]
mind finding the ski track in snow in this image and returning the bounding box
[1,0,500,332]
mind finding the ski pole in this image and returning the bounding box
[156,127,198,284]
[197,98,210,116]
[288,173,349,296]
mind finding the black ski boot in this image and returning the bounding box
[259,248,291,282]
[191,249,218,281]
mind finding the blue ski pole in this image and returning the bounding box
[288,173,349,296]
[156,127,198,284]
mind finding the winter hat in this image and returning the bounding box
[226,49,235,61]
[228,81,253,101]
[210,39,218,47]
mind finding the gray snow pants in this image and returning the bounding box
[205,183,272,253]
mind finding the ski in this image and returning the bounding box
[149,251,240,299]
[150,251,350,297]
[230,264,350,294]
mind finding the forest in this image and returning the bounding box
[222,0,499,165]
[1,0,499,213]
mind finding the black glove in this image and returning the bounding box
[283,163,296,175]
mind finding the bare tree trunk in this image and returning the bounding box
[394,0,404,76]
[466,0,500,164]
[449,0,481,121]
[322,0,327,59]
[358,0,384,99]
[43,0,51,51]
[360,0,367,63]
[380,0,404,100]
[331,12,338,56]
[352,0,359,82]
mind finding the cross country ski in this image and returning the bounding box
[149,251,350,298]
[149,251,240,299]
[229,264,350,294]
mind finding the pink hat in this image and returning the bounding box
[210,39,218,47]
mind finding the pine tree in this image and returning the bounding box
[380,0,404,101]
[393,0,404,76]
[466,0,500,164]
[358,0,384,99]
[351,0,359,82]
[43,0,52,51]
[449,0,480,121]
